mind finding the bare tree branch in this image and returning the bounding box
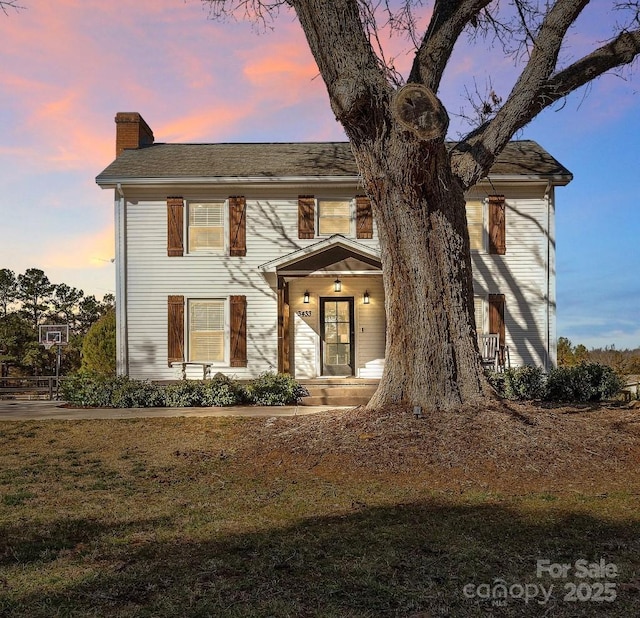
[0,1,24,15]
[289,0,392,136]
[408,0,492,90]
[452,0,593,187]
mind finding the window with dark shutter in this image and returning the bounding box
[488,195,506,255]
[356,195,373,239]
[488,294,505,346]
[298,196,315,239]
[168,295,185,365]
[229,196,246,256]
[167,197,184,257]
[230,295,247,367]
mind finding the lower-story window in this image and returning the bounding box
[189,299,225,362]
[474,297,486,335]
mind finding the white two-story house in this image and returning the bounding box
[96,113,572,382]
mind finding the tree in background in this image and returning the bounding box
[81,309,116,375]
[0,267,113,376]
[17,268,55,331]
[0,269,17,318]
[203,1,640,411]
[50,284,85,332]
[557,337,588,367]
[0,313,33,377]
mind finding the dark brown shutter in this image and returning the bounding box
[229,196,246,256]
[168,295,185,365]
[230,295,247,367]
[167,197,184,257]
[489,294,505,346]
[298,195,315,239]
[356,195,373,239]
[488,195,506,255]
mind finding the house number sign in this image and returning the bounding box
[296,310,312,317]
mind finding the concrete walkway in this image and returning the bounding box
[0,399,351,421]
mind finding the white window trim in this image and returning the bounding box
[185,199,229,255]
[186,297,230,365]
[316,197,355,238]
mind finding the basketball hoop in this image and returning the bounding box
[43,342,55,351]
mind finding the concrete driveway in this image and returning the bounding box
[0,399,349,421]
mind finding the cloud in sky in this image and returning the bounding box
[0,2,639,348]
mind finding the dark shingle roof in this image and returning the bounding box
[96,140,571,184]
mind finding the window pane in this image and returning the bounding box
[188,202,224,251]
[189,301,225,362]
[466,201,484,250]
[474,298,484,334]
[325,302,337,322]
[338,322,350,343]
[318,200,351,235]
[336,301,349,322]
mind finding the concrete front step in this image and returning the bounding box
[299,379,379,406]
[301,395,371,406]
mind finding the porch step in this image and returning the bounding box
[298,379,379,407]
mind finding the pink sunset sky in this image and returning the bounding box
[0,1,639,349]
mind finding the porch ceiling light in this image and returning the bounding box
[363,290,370,304]
[303,290,310,304]
[334,278,341,292]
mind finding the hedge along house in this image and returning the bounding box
[96,113,572,383]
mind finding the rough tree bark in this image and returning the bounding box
[205,0,640,410]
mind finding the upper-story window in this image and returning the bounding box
[298,195,373,240]
[318,199,352,236]
[465,196,506,254]
[167,196,246,258]
[466,200,484,251]
[188,201,225,253]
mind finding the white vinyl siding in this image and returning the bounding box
[468,183,555,368]
[466,200,484,251]
[189,300,225,362]
[188,201,225,252]
[318,199,351,235]
[120,180,553,379]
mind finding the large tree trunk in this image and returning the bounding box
[290,0,491,410]
[351,135,489,410]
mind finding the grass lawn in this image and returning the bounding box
[0,403,639,617]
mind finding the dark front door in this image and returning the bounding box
[320,297,355,376]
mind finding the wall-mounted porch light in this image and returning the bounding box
[363,290,370,304]
[334,278,342,292]
[303,290,310,304]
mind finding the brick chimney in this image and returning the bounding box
[115,112,154,157]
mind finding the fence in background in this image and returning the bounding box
[0,376,62,401]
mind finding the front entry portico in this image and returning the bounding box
[260,235,385,380]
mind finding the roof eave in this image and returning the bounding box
[95,175,363,189]
[485,173,573,186]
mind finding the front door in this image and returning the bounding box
[320,298,355,376]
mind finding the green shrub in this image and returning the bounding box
[243,372,309,406]
[61,373,165,408]
[504,365,546,400]
[165,381,206,407]
[61,373,118,407]
[81,310,116,375]
[201,374,242,407]
[61,372,308,408]
[111,379,165,408]
[485,371,506,397]
[545,362,624,402]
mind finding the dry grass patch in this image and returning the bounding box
[0,403,639,617]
